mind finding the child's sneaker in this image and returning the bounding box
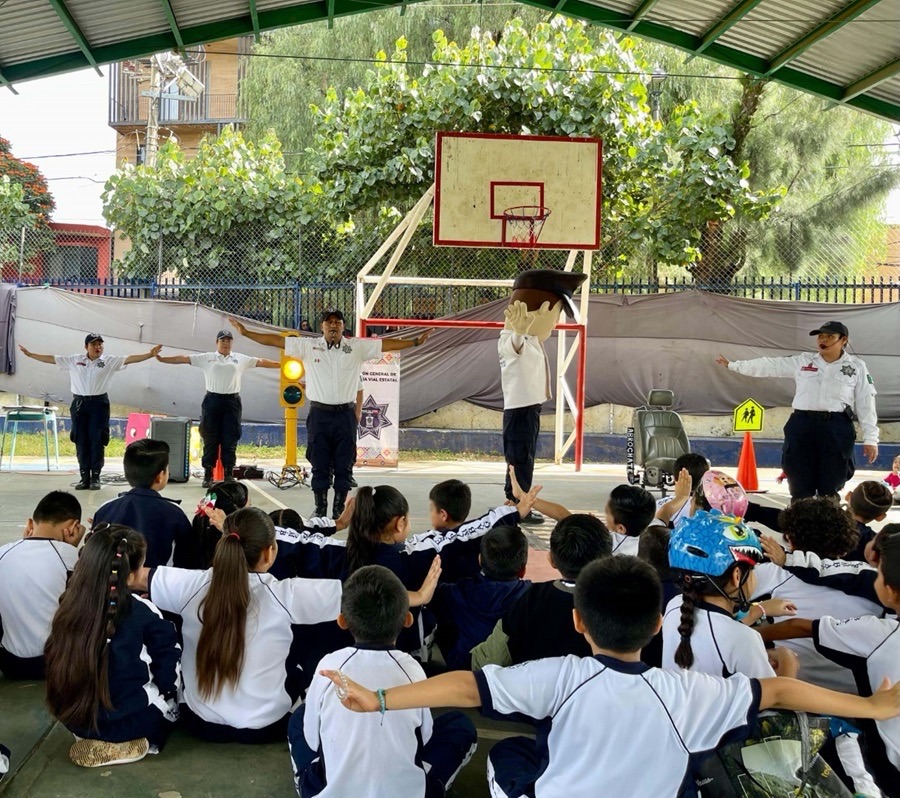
[68,738,149,767]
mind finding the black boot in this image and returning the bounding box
[201,468,213,489]
[74,470,90,490]
[313,491,329,518]
[224,468,236,483]
[89,471,101,490]
[332,491,348,520]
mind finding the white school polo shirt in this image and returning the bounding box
[476,655,760,797]
[0,539,79,657]
[285,336,382,404]
[304,646,433,798]
[661,596,775,679]
[149,567,342,729]
[188,352,258,394]
[498,331,551,409]
[752,561,883,693]
[55,353,127,396]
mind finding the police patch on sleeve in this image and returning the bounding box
[867,374,874,384]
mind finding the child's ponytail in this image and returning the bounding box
[45,525,146,731]
[673,578,702,670]
[195,507,274,699]
[346,486,408,575]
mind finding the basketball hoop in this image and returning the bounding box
[502,205,551,248]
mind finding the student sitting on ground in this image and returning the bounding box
[636,524,677,668]
[663,510,798,679]
[471,514,611,668]
[45,524,180,768]
[92,439,192,568]
[178,480,251,569]
[143,507,347,743]
[320,555,900,798]
[844,480,892,562]
[0,491,85,679]
[290,566,477,798]
[761,532,900,798]
[431,525,532,670]
[752,498,885,693]
[653,453,711,528]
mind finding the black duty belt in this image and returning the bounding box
[310,401,354,411]
[794,409,845,420]
[72,393,108,399]
[207,391,240,398]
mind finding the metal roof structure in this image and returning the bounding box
[1,0,899,121]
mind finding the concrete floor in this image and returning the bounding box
[2,457,896,797]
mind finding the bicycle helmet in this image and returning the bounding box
[669,509,763,577]
[696,470,749,519]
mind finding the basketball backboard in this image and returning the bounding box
[434,132,602,250]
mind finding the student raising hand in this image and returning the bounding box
[408,556,442,607]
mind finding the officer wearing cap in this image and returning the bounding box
[156,330,279,487]
[229,311,432,518]
[18,334,162,489]
[716,320,879,501]
[500,269,587,520]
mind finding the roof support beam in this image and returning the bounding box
[626,0,662,32]
[327,0,335,29]
[766,0,881,76]
[695,0,765,55]
[159,0,185,52]
[842,57,900,102]
[248,0,261,41]
[46,0,103,76]
[0,66,18,95]
[549,0,569,22]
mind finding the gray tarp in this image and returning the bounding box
[2,287,898,424]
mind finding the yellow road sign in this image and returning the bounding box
[733,398,764,433]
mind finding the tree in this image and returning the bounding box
[303,18,780,276]
[102,127,310,288]
[0,136,55,228]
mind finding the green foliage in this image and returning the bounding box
[102,127,309,282]
[0,137,55,228]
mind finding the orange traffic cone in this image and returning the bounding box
[212,448,224,483]
[736,431,759,492]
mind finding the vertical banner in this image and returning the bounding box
[356,351,400,467]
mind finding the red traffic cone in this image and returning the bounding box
[736,431,759,492]
[212,448,225,483]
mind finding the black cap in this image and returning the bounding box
[322,310,345,323]
[809,321,848,337]
[84,333,103,345]
[216,329,234,340]
[512,269,588,300]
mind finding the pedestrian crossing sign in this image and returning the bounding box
[733,398,764,433]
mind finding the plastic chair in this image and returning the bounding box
[0,406,60,471]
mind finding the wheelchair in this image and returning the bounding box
[626,389,690,496]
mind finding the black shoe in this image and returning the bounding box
[89,472,101,490]
[74,472,90,490]
[224,468,236,483]
[520,510,545,525]
[201,468,213,489]
[313,491,329,518]
[348,476,358,489]
[332,491,348,520]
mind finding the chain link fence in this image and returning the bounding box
[5,213,899,329]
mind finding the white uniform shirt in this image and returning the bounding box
[55,353,127,396]
[188,352,258,394]
[654,496,691,528]
[498,330,551,409]
[661,595,775,678]
[611,531,640,557]
[303,646,434,798]
[727,352,878,444]
[752,561,883,693]
[285,336,382,404]
[476,655,760,797]
[815,615,900,773]
[0,539,79,657]
[149,567,342,729]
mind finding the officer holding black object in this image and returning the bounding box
[18,334,161,489]
[716,320,879,501]
[156,330,279,487]
[229,311,432,519]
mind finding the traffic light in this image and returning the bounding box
[280,355,305,408]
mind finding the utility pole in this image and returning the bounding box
[145,57,161,168]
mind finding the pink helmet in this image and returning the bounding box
[697,470,748,519]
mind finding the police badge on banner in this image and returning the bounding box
[356,351,400,467]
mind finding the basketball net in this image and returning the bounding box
[502,205,551,267]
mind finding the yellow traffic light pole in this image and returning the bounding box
[279,332,305,482]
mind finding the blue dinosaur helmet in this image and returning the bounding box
[669,509,763,577]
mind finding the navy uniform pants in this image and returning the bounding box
[200,392,242,469]
[503,404,541,501]
[306,404,357,493]
[782,410,856,501]
[70,393,110,474]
